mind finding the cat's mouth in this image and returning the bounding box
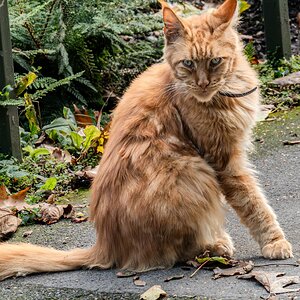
[191,87,219,102]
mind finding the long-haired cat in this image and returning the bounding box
[0,0,292,280]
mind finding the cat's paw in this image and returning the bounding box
[261,239,293,259]
[210,239,235,257]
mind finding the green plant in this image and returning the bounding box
[257,55,300,108]
[43,106,108,157]
[18,208,41,225]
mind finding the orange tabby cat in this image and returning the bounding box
[0,0,292,280]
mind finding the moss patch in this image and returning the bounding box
[253,107,300,156]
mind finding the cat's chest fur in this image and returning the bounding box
[174,95,258,170]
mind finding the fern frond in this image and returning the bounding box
[65,85,88,105]
[0,99,24,106]
[74,77,98,93]
[32,71,84,101]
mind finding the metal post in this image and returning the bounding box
[0,0,22,160]
[263,0,292,59]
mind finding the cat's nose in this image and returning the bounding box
[197,79,210,90]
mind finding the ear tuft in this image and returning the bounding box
[160,1,185,43]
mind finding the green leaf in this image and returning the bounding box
[239,0,251,14]
[195,256,230,265]
[14,72,38,96]
[82,125,100,152]
[40,177,57,190]
[23,146,50,159]
[63,107,76,124]
[70,132,83,150]
[43,117,77,132]
[23,145,34,155]
[24,93,40,135]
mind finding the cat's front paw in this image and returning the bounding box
[210,239,235,257]
[261,239,293,259]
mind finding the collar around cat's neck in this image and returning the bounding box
[219,86,258,98]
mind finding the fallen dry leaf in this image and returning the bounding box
[140,285,167,300]
[73,104,94,127]
[0,208,21,240]
[10,187,30,201]
[62,204,74,218]
[238,271,300,294]
[116,271,137,278]
[41,144,73,163]
[0,185,8,200]
[46,194,56,204]
[164,274,184,282]
[22,230,33,238]
[186,260,200,268]
[39,203,64,224]
[134,278,147,287]
[71,216,88,223]
[213,261,254,279]
[39,203,74,224]
[0,187,31,210]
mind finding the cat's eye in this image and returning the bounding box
[210,57,222,67]
[182,60,194,69]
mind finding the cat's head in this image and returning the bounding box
[160,0,240,102]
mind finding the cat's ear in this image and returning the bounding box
[211,0,238,29]
[159,0,185,43]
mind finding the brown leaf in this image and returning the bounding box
[134,278,147,287]
[164,274,184,282]
[0,208,21,240]
[39,203,64,224]
[116,271,137,278]
[238,271,300,294]
[0,185,8,200]
[10,187,30,201]
[71,216,88,223]
[22,230,33,238]
[73,104,94,127]
[213,260,254,279]
[39,203,74,224]
[186,260,200,268]
[140,285,167,300]
[46,194,56,204]
[62,204,74,218]
[0,187,31,210]
[41,145,73,163]
[34,132,46,145]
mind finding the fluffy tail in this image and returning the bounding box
[0,243,99,281]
